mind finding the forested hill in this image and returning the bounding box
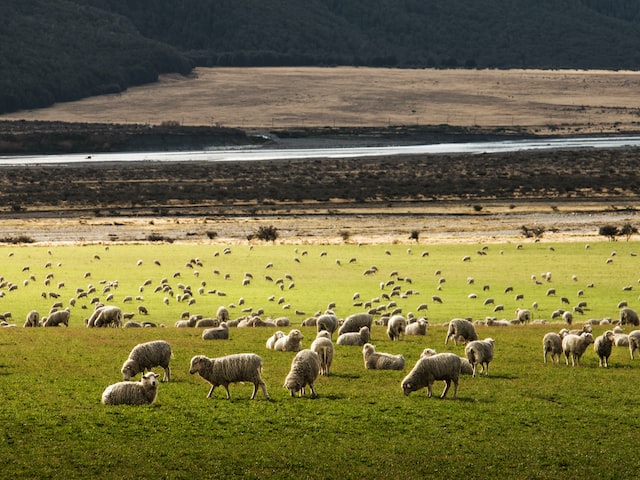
[3,0,640,115]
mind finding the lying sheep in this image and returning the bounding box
[405,318,428,336]
[387,315,407,341]
[266,331,285,350]
[202,322,229,340]
[274,329,304,352]
[362,343,405,370]
[542,332,563,364]
[189,353,269,400]
[465,338,495,376]
[42,308,70,327]
[102,372,160,405]
[445,318,478,345]
[310,331,334,376]
[283,349,321,397]
[628,330,640,359]
[401,353,464,399]
[620,308,640,326]
[121,340,172,382]
[23,310,40,327]
[594,330,615,368]
[195,318,219,328]
[316,313,339,336]
[338,312,373,336]
[337,326,370,346]
[562,332,594,366]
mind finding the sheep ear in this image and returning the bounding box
[153,373,160,379]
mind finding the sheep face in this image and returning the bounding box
[189,355,206,375]
[121,360,138,380]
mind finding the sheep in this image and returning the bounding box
[195,317,218,328]
[362,343,405,370]
[401,353,464,399]
[310,331,334,376]
[283,349,321,397]
[337,326,370,346]
[316,313,338,336]
[444,318,478,345]
[266,331,286,350]
[216,305,230,323]
[274,329,304,352]
[594,330,615,367]
[124,321,142,328]
[42,308,70,327]
[465,338,495,376]
[562,311,573,325]
[87,305,122,328]
[628,330,640,359]
[515,308,531,324]
[337,312,373,336]
[562,332,595,366]
[387,314,407,341]
[202,322,229,340]
[121,340,172,382]
[405,318,428,336]
[189,353,269,400]
[23,310,40,327]
[101,372,160,406]
[542,332,563,364]
[613,333,629,347]
[620,308,640,326]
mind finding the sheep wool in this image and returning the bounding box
[42,308,70,327]
[189,353,269,400]
[405,318,428,336]
[337,326,370,346]
[562,332,594,366]
[362,343,405,370]
[121,340,173,382]
[316,313,339,336]
[266,331,286,350]
[465,338,495,376]
[284,349,321,397]
[401,353,464,399]
[274,329,304,352]
[338,312,373,336]
[542,332,563,364]
[87,305,122,328]
[310,331,334,376]
[102,372,160,405]
[445,318,478,345]
[387,315,407,341]
[202,322,229,340]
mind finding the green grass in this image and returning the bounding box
[1,241,640,479]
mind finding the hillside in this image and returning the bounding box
[3,0,640,115]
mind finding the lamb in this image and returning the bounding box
[87,305,122,328]
[42,308,70,327]
[310,331,334,376]
[189,353,269,400]
[362,343,405,370]
[444,318,478,345]
[387,314,407,341]
[316,313,339,336]
[337,312,373,336]
[23,310,40,327]
[266,331,286,350]
[542,332,563,364]
[628,330,640,359]
[401,353,464,399]
[121,340,172,382]
[274,329,304,352]
[202,322,229,340]
[620,308,640,326]
[283,349,321,397]
[562,332,595,366]
[337,326,370,346]
[594,330,615,367]
[465,338,495,376]
[405,318,428,336]
[101,371,160,405]
[515,308,531,324]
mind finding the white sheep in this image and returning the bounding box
[542,332,563,364]
[465,338,495,376]
[266,331,286,350]
[562,311,573,325]
[445,318,478,345]
[283,349,321,397]
[102,372,160,405]
[23,310,40,327]
[401,353,464,399]
[405,318,428,336]
[195,318,219,328]
[362,343,405,370]
[216,305,230,323]
[620,308,640,326]
[337,326,370,346]
[316,313,339,336]
[594,330,615,367]
[310,331,334,376]
[337,312,373,336]
[87,305,122,328]
[202,322,229,340]
[387,314,407,341]
[274,329,304,352]
[515,308,531,324]
[42,307,70,327]
[562,332,594,366]
[613,333,629,347]
[189,353,269,400]
[628,330,640,359]
[121,340,172,382]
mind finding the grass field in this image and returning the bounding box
[2,241,640,479]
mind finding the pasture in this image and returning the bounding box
[1,241,640,479]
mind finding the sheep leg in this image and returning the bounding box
[441,379,451,399]
[223,385,232,400]
[309,383,317,398]
[451,380,458,399]
[483,362,489,376]
[163,366,171,382]
[427,383,433,398]
[207,384,216,398]
[258,381,269,399]
[251,383,258,400]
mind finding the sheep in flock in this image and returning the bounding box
[401,353,465,399]
[337,326,370,346]
[189,353,269,400]
[465,338,495,377]
[620,308,640,326]
[562,332,594,366]
[23,310,40,327]
[362,343,405,370]
[515,308,531,324]
[316,313,339,337]
[337,312,373,336]
[102,372,160,405]
[628,330,640,359]
[310,331,334,376]
[283,349,321,397]
[42,308,70,327]
[216,305,230,323]
[195,318,218,328]
[202,322,229,340]
[387,314,407,341]
[121,340,173,382]
[405,318,428,336]
[274,329,304,352]
[594,330,615,368]
[542,332,563,364]
[266,331,286,350]
[86,305,122,328]
[444,318,478,345]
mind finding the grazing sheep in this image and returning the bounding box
[406,318,428,336]
[401,353,464,399]
[310,331,334,376]
[628,330,640,359]
[620,308,640,326]
[542,332,563,364]
[101,372,160,405]
[316,313,339,336]
[87,305,122,328]
[387,314,407,341]
[337,326,370,346]
[562,333,595,366]
[283,349,321,397]
[562,311,573,325]
[42,308,70,327]
[23,310,40,327]
[202,322,229,340]
[189,353,269,400]
[594,330,615,367]
[266,331,286,350]
[515,308,531,324]
[445,318,478,345]
[216,306,230,323]
[337,312,373,336]
[465,338,495,376]
[121,340,172,382]
[274,329,305,352]
[362,343,405,370]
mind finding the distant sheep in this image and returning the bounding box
[310,331,334,376]
[316,313,339,336]
[405,318,428,336]
[515,308,531,324]
[283,349,321,397]
[542,332,563,364]
[562,333,594,366]
[562,311,573,325]
[195,318,219,328]
[42,308,70,327]
[594,330,615,368]
[445,318,478,345]
[23,310,40,327]
[102,372,160,405]
[387,314,407,341]
[338,312,373,336]
[337,326,370,346]
[87,305,122,328]
[620,308,640,326]
[401,353,464,399]
[274,329,304,352]
[121,340,172,382]
[216,306,230,323]
[189,353,269,400]
[202,322,229,340]
[465,338,495,376]
[628,330,640,359]
[362,343,405,370]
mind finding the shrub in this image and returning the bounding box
[598,225,619,241]
[0,235,35,244]
[248,225,278,242]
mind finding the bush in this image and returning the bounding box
[248,225,278,242]
[0,235,35,244]
[598,225,619,241]
[146,234,174,243]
